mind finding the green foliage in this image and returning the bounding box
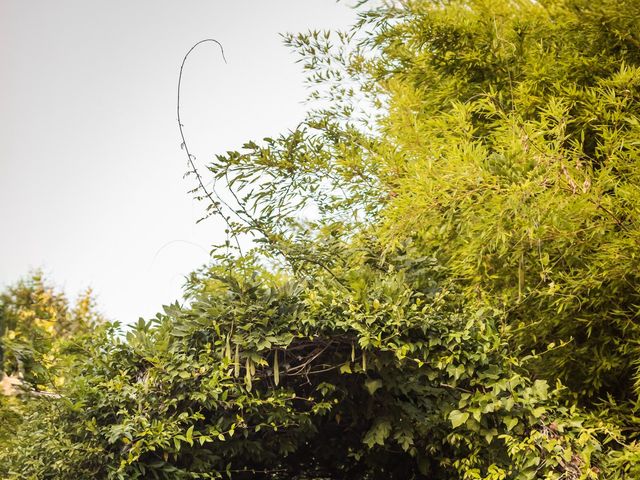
[0,272,103,388]
[0,273,105,475]
[1,256,614,479]
[370,0,640,408]
[4,0,640,478]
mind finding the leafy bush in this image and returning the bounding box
[1,257,613,479]
[4,0,640,478]
[0,273,104,475]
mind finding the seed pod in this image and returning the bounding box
[245,358,252,391]
[225,335,232,361]
[234,344,240,378]
[274,351,280,386]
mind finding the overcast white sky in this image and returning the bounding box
[0,1,358,324]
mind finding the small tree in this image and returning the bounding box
[0,272,105,475]
[1,272,103,389]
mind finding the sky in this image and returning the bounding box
[0,1,359,325]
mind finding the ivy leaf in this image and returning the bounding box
[363,419,392,447]
[364,379,383,395]
[532,380,549,400]
[504,416,518,431]
[449,410,469,429]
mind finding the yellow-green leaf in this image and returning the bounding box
[449,410,469,429]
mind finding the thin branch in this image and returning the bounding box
[177,38,243,255]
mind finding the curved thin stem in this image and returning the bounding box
[177,39,243,256]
